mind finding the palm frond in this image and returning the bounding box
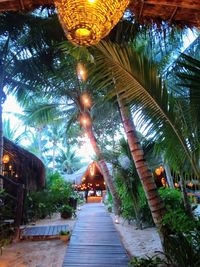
[90,41,199,178]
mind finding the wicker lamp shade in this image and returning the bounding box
[54,0,129,46]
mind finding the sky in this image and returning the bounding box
[3,95,95,163]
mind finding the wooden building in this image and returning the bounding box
[3,137,45,193]
[0,0,199,27]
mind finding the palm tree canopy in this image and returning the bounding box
[89,40,200,178]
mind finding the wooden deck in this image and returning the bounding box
[21,224,69,239]
[62,203,130,267]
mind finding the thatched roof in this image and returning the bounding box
[64,161,112,190]
[3,137,45,189]
[0,0,199,27]
[129,0,200,27]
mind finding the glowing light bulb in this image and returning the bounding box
[115,215,119,224]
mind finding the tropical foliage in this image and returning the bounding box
[89,40,200,178]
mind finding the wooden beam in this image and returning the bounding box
[169,6,178,24]
[19,0,25,10]
[144,0,200,10]
[139,1,144,19]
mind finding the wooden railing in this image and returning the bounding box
[0,175,24,239]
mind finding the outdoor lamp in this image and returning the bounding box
[2,154,10,164]
[80,92,92,109]
[54,0,129,46]
[77,63,87,81]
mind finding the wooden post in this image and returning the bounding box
[14,183,24,240]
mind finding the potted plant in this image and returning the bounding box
[59,230,71,242]
[59,204,74,219]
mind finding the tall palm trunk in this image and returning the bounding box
[0,100,3,189]
[37,127,43,160]
[118,98,166,231]
[84,116,121,215]
[180,175,193,217]
[52,140,57,172]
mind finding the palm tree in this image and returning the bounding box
[44,124,66,171]
[56,147,82,174]
[3,119,27,144]
[88,40,200,234]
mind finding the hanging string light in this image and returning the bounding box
[89,162,95,176]
[54,0,129,46]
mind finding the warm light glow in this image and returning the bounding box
[155,166,164,176]
[2,154,10,164]
[82,118,87,125]
[76,28,91,38]
[9,165,12,170]
[174,182,179,188]
[89,163,95,176]
[80,93,92,108]
[54,0,129,46]
[188,182,193,187]
[77,63,87,81]
[115,215,119,224]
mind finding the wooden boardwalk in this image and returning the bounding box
[62,203,130,267]
[21,224,69,239]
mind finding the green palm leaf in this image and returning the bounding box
[90,41,199,178]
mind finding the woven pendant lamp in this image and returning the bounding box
[54,0,129,46]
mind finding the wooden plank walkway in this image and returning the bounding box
[62,203,130,267]
[21,224,69,239]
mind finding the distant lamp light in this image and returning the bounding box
[77,63,87,81]
[2,154,10,164]
[174,182,179,188]
[54,0,129,46]
[89,163,95,176]
[82,118,88,125]
[188,182,193,187]
[9,165,12,170]
[80,93,92,108]
[80,113,91,127]
[115,215,119,224]
[155,166,164,176]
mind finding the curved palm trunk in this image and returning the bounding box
[118,98,166,230]
[85,121,121,215]
[0,60,4,189]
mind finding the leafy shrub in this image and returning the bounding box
[164,231,200,267]
[130,255,167,267]
[159,188,200,267]
[115,170,154,226]
[159,188,183,210]
[24,190,54,221]
[24,176,75,222]
[137,186,154,226]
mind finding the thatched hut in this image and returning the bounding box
[0,0,199,27]
[64,161,111,191]
[3,137,45,193]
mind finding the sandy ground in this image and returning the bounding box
[0,205,163,266]
[0,213,77,267]
[110,214,163,258]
